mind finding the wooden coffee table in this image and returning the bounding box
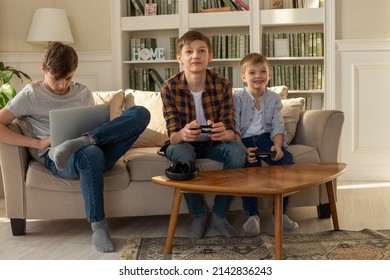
[152,162,347,260]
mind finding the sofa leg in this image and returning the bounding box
[11,218,26,236]
[317,203,331,219]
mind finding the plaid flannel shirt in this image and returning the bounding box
[161,69,236,146]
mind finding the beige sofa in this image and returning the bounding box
[0,88,344,235]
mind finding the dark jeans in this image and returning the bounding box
[165,140,246,218]
[241,133,294,217]
[44,106,150,222]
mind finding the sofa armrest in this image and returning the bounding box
[291,110,344,162]
[0,120,31,218]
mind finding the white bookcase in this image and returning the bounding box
[112,0,335,109]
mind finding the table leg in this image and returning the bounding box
[164,188,182,255]
[273,194,283,260]
[325,180,339,230]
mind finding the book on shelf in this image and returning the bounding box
[169,37,178,60]
[274,38,289,57]
[149,69,165,89]
[129,0,144,16]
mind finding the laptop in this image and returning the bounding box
[49,103,110,147]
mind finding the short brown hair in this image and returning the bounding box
[240,53,270,73]
[177,30,212,55]
[42,42,78,79]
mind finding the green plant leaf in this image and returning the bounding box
[1,83,17,97]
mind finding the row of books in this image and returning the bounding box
[129,67,179,91]
[209,34,250,59]
[130,34,249,61]
[268,64,324,91]
[262,32,324,58]
[129,66,234,91]
[127,0,179,16]
[193,0,249,12]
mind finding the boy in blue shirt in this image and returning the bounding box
[233,53,299,235]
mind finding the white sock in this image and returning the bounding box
[272,214,299,229]
[243,215,260,236]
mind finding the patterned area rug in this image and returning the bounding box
[120,229,390,260]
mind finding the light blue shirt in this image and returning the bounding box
[233,87,287,146]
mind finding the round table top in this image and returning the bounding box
[152,162,347,196]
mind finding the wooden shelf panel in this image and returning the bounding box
[260,8,324,26]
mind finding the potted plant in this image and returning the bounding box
[0,62,31,109]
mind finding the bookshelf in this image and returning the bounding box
[112,0,335,109]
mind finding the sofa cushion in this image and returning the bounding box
[26,160,130,192]
[93,89,125,120]
[124,147,223,181]
[287,144,320,163]
[281,97,305,145]
[124,89,167,148]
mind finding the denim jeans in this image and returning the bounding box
[44,106,150,223]
[241,134,294,217]
[165,140,246,218]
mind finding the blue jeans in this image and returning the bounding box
[165,140,246,218]
[241,134,294,217]
[44,106,150,223]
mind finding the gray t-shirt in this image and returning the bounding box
[6,81,93,157]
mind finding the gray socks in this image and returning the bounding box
[49,135,91,170]
[91,219,115,253]
[188,213,239,238]
[188,215,207,239]
[243,215,260,236]
[210,213,238,237]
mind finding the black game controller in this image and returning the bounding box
[199,125,212,133]
[255,149,277,159]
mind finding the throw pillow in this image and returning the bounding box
[267,85,288,99]
[281,97,305,145]
[92,90,125,120]
[124,89,167,148]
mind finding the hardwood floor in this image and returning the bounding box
[0,182,389,260]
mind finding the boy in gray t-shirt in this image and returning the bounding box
[0,42,150,253]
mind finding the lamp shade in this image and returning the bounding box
[27,8,74,44]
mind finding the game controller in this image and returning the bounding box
[255,149,277,159]
[199,125,212,133]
